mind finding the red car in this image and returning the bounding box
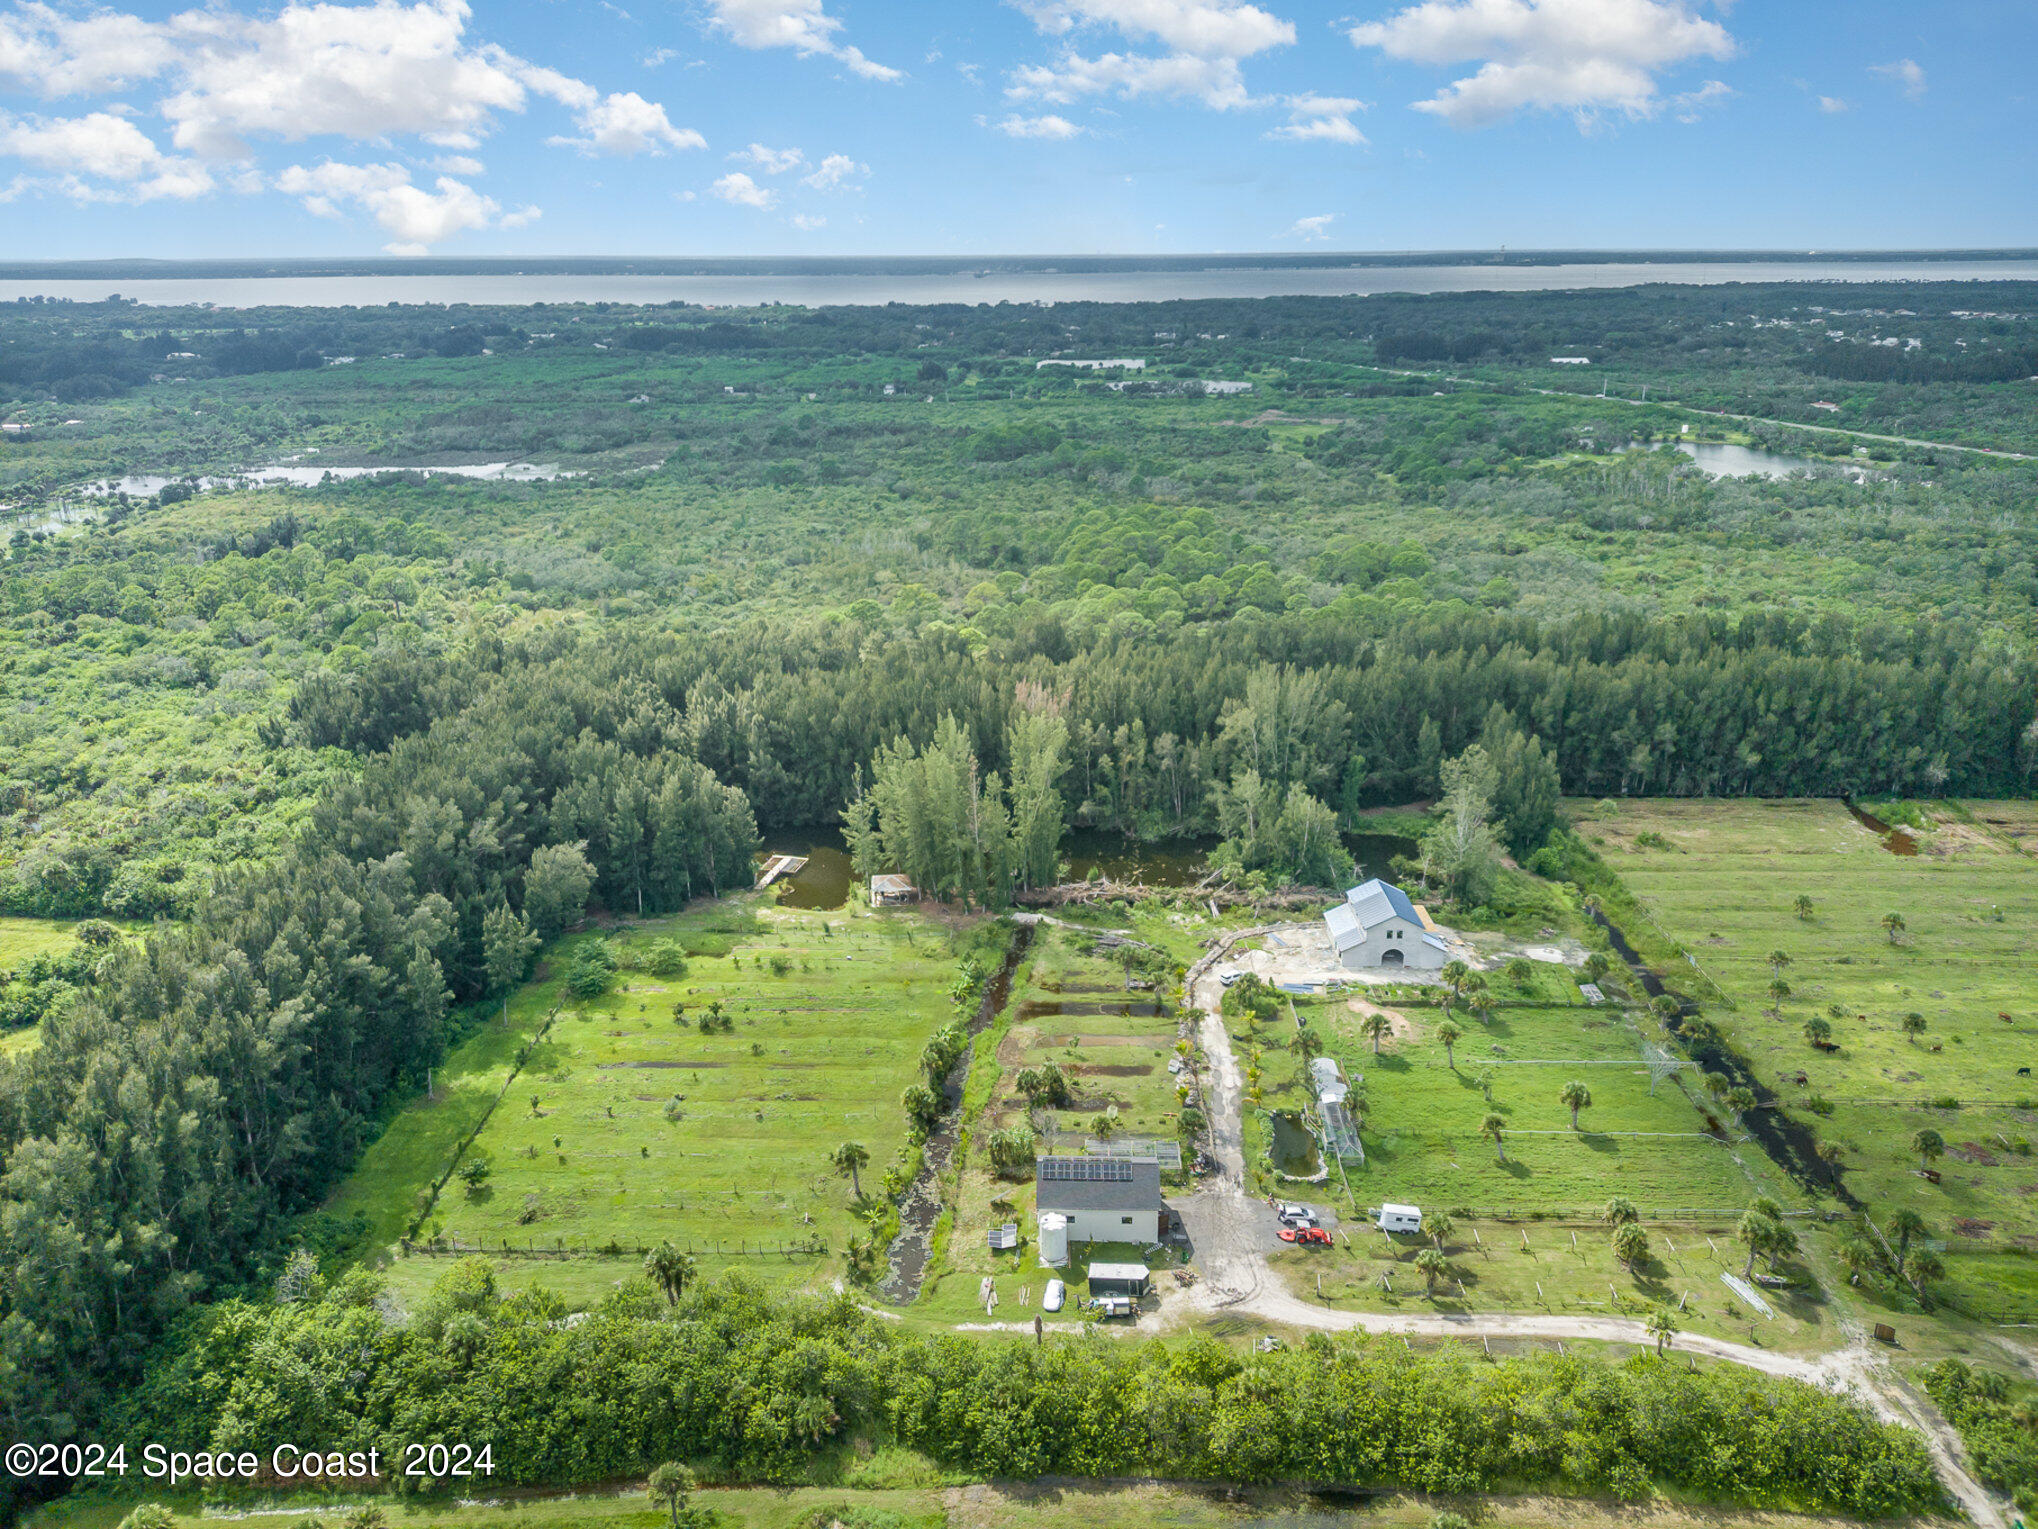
[1278,1227,1333,1246]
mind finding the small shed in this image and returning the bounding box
[1086,1262,1150,1297]
[869,874,918,906]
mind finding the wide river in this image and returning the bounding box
[5,259,2036,309]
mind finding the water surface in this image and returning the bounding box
[8,259,2036,309]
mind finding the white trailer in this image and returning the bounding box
[1376,1203,1423,1234]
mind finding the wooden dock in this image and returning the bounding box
[756,853,808,888]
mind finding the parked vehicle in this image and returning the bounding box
[1043,1278,1065,1312]
[1093,1295,1135,1319]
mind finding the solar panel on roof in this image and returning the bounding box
[1036,1157,1135,1182]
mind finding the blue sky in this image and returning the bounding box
[0,0,2031,257]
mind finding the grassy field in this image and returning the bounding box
[1247,983,1760,1215]
[1265,1210,1838,1352]
[0,915,135,1056]
[27,1479,1919,1529]
[1572,797,2038,1317]
[330,895,983,1307]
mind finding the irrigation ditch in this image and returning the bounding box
[1589,910,1857,1207]
[879,920,1036,1302]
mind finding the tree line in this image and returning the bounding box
[107,1262,1938,1518]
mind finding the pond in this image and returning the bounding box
[753,824,1422,908]
[1675,442,1828,479]
[1062,828,1416,887]
[753,828,854,910]
[74,460,578,498]
[1270,1111,1324,1179]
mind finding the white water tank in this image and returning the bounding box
[1038,1212,1069,1267]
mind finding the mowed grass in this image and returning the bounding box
[0,915,145,1056]
[1573,798,2038,1258]
[1269,1208,1838,1351]
[334,897,976,1306]
[1259,989,1756,1213]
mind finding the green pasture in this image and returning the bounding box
[1574,798,2038,1245]
[1270,1209,1836,1351]
[333,897,976,1304]
[1253,994,1756,1212]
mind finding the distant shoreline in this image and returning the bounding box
[3,248,2037,281]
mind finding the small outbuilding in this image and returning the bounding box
[1085,1262,1151,1297]
[1377,1202,1423,1234]
[868,874,919,906]
[1035,1155,1163,1245]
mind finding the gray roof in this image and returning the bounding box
[1035,1155,1161,1213]
[1345,878,1419,929]
[1087,1262,1150,1283]
[1420,932,1449,952]
[1323,902,1364,952]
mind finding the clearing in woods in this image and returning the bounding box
[331,895,980,1305]
[1573,797,2038,1321]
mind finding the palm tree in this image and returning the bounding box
[1911,1127,1945,1173]
[644,1241,695,1305]
[1481,1112,1507,1162]
[832,1140,870,1199]
[1768,949,1792,977]
[1427,1211,1454,1251]
[1414,1246,1447,1294]
[1646,1305,1677,1356]
[647,1462,695,1529]
[1736,1210,1778,1279]
[1802,1015,1832,1048]
[1468,974,1494,1026]
[1834,1233,1879,1285]
[1297,1025,1326,1063]
[1794,894,1815,921]
[1364,1012,1392,1055]
[1439,960,1470,1012]
[1612,1222,1648,1270]
[1881,911,1906,944]
[1505,957,1532,987]
[1560,1079,1593,1130]
[1906,1248,1945,1297]
[1602,1196,1639,1227]
[1901,1012,1927,1044]
[1436,1018,1465,1069]
[1725,1086,1756,1114]
[1766,978,1792,1013]
[1582,951,1612,984]
[1886,1208,1928,1269]
[1702,1071,1730,1101]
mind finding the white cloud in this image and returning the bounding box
[0,2,180,95]
[1005,0,1292,111]
[1348,0,1736,128]
[1667,78,1731,121]
[1816,95,1847,113]
[710,169,775,208]
[1870,57,1925,98]
[799,152,866,189]
[992,112,1085,138]
[277,159,505,249]
[701,0,902,81]
[501,203,541,227]
[731,142,806,172]
[1266,93,1365,143]
[0,110,213,199]
[1287,212,1333,241]
[641,46,678,67]
[433,153,485,173]
[790,211,825,229]
[547,91,705,156]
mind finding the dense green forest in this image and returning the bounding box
[3,283,2037,1520]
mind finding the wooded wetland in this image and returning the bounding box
[4,279,2038,1529]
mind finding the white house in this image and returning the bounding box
[1035,1156,1163,1245]
[1323,878,1448,972]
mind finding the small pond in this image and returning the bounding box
[754,827,854,910]
[74,461,578,498]
[1675,442,1827,479]
[1270,1111,1324,1178]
